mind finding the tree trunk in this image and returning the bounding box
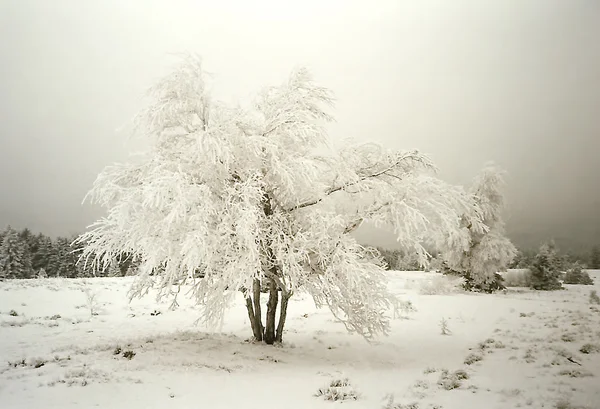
[275,292,291,343]
[252,278,263,342]
[263,279,279,344]
[244,296,262,341]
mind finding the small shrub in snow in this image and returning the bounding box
[478,338,505,350]
[558,368,593,378]
[423,367,437,374]
[122,350,136,360]
[394,300,416,319]
[439,317,451,335]
[113,346,122,355]
[315,378,359,401]
[590,290,600,305]
[8,310,18,316]
[554,398,591,409]
[561,333,577,343]
[31,358,46,369]
[437,369,468,390]
[7,359,26,368]
[523,348,536,363]
[464,353,483,365]
[80,282,100,317]
[563,263,594,285]
[579,343,600,354]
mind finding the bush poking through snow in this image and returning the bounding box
[560,333,577,343]
[554,398,591,409]
[579,343,600,354]
[589,290,600,305]
[113,346,122,355]
[438,369,468,390]
[9,309,18,316]
[315,378,359,401]
[80,281,100,317]
[558,368,593,378]
[394,300,416,319]
[464,353,483,365]
[440,317,451,335]
[8,359,26,368]
[563,263,594,285]
[122,350,136,360]
[478,338,505,350]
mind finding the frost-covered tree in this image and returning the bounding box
[77,55,486,344]
[0,227,34,279]
[563,262,593,285]
[529,241,563,290]
[442,164,517,292]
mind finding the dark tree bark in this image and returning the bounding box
[275,292,291,343]
[252,278,263,341]
[263,279,279,344]
[244,296,262,341]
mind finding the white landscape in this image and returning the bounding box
[2,3,600,409]
[2,271,600,409]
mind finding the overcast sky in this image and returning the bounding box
[1,0,599,250]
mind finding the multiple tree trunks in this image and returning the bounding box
[244,276,291,345]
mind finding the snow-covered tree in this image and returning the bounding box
[530,241,563,290]
[37,268,47,279]
[0,226,34,279]
[442,164,517,292]
[77,54,486,344]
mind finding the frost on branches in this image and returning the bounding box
[442,164,517,292]
[76,54,485,344]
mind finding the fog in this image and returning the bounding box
[1,0,599,250]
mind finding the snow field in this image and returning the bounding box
[1,271,600,409]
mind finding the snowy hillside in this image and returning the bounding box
[2,271,600,409]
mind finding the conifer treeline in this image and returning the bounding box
[0,226,136,279]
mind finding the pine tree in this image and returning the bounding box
[0,227,34,279]
[54,237,79,278]
[590,246,600,269]
[563,262,594,285]
[530,242,563,290]
[32,234,52,272]
[44,238,61,277]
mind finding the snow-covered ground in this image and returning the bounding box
[2,271,600,409]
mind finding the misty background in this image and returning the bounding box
[0,0,598,252]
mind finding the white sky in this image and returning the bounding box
[1,0,599,249]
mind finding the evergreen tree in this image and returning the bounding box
[32,234,52,272]
[590,246,600,269]
[563,262,594,285]
[54,237,79,278]
[0,227,34,279]
[530,242,563,290]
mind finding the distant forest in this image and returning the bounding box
[0,226,137,279]
[1,225,599,279]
